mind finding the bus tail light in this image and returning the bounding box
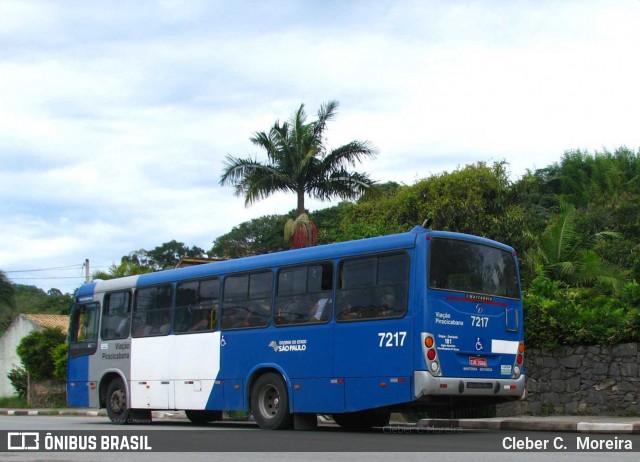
[512,342,525,378]
[425,336,434,348]
[422,333,441,376]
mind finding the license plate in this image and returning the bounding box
[469,357,487,367]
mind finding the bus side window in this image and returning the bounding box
[174,279,220,334]
[101,291,131,340]
[221,272,272,330]
[337,253,409,321]
[275,263,333,326]
[132,285,173,337]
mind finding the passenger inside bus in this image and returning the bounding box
[309,297,330,322]
[189,308,213,331]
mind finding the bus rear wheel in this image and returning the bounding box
[333,410,390,429]
[105,378,151,425]
[185,410,223,424]
[250,372,293,430]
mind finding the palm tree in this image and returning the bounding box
[220,100,378,220]
[525,203,629,291]
[92,261,152,281]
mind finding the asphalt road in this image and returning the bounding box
[1,415,639,462]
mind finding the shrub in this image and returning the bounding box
[525,275,640,348]
[52,342,68,381]
[16,327,66,381]
[7,366,27,399]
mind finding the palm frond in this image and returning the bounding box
[219,155,267,186]
[313,100,339,140]
[322,140,378,169]
[538,203,577,265]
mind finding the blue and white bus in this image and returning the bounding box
[67,225,525,430]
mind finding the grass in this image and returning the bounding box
[0,396,28,408]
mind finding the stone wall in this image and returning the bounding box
[27,376,66,408]
[498,343,640,416]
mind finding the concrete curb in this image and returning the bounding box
[0,409,107,417]
[419,418,640,434]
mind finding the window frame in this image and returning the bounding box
[274,261,334,327]
[100,290,132,340]
[220,270,274,330]
[335,251,410,323]
[427,237,521,300]
[131,284,174,338]
[174,277,220,334]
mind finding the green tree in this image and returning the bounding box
[211,214,289,258]
[525,203,629,291]
[16,327,66,381]
[219,100,377,222]
[147,240,207,270]
[13,285,73,315]
[0,271,16,334]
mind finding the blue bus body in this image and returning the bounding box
[67,226,525,428]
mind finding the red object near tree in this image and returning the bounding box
[291,221,317,249]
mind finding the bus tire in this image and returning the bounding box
[333,410,390,429]
[250,372,293,430]
[105,378,131,425]
[185,410,223,424]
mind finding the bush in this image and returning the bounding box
[16,327,66,381]
[7,366,27,399]
[525,276,640,348]
[52,342,68,381]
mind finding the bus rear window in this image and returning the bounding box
[428,238,520,299]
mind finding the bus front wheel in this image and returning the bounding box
[105,378,151,425]
[250,373,293,430]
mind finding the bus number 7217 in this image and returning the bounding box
[378,331,407,348]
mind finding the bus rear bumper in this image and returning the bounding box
[414,371,526,399]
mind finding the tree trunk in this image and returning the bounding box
[296,189,305,216]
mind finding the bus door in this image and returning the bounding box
[427,238,523,381]
[333,252,413,412]
[67,300,100,407]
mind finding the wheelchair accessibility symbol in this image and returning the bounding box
[475,337,484,351]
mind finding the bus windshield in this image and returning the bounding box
[428,238,520,299]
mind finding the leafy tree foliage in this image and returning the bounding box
[94,240,209,279]
[7,366,27,399]
[146,240,207,270]
[13,285,73,315]
[16,327,66,381]
[0,270,16,334]
[92,261,152,280]
[524,203,628,291]
[52,342,68,381]
[211,215,289,258]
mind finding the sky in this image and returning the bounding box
[1,0,639,294]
